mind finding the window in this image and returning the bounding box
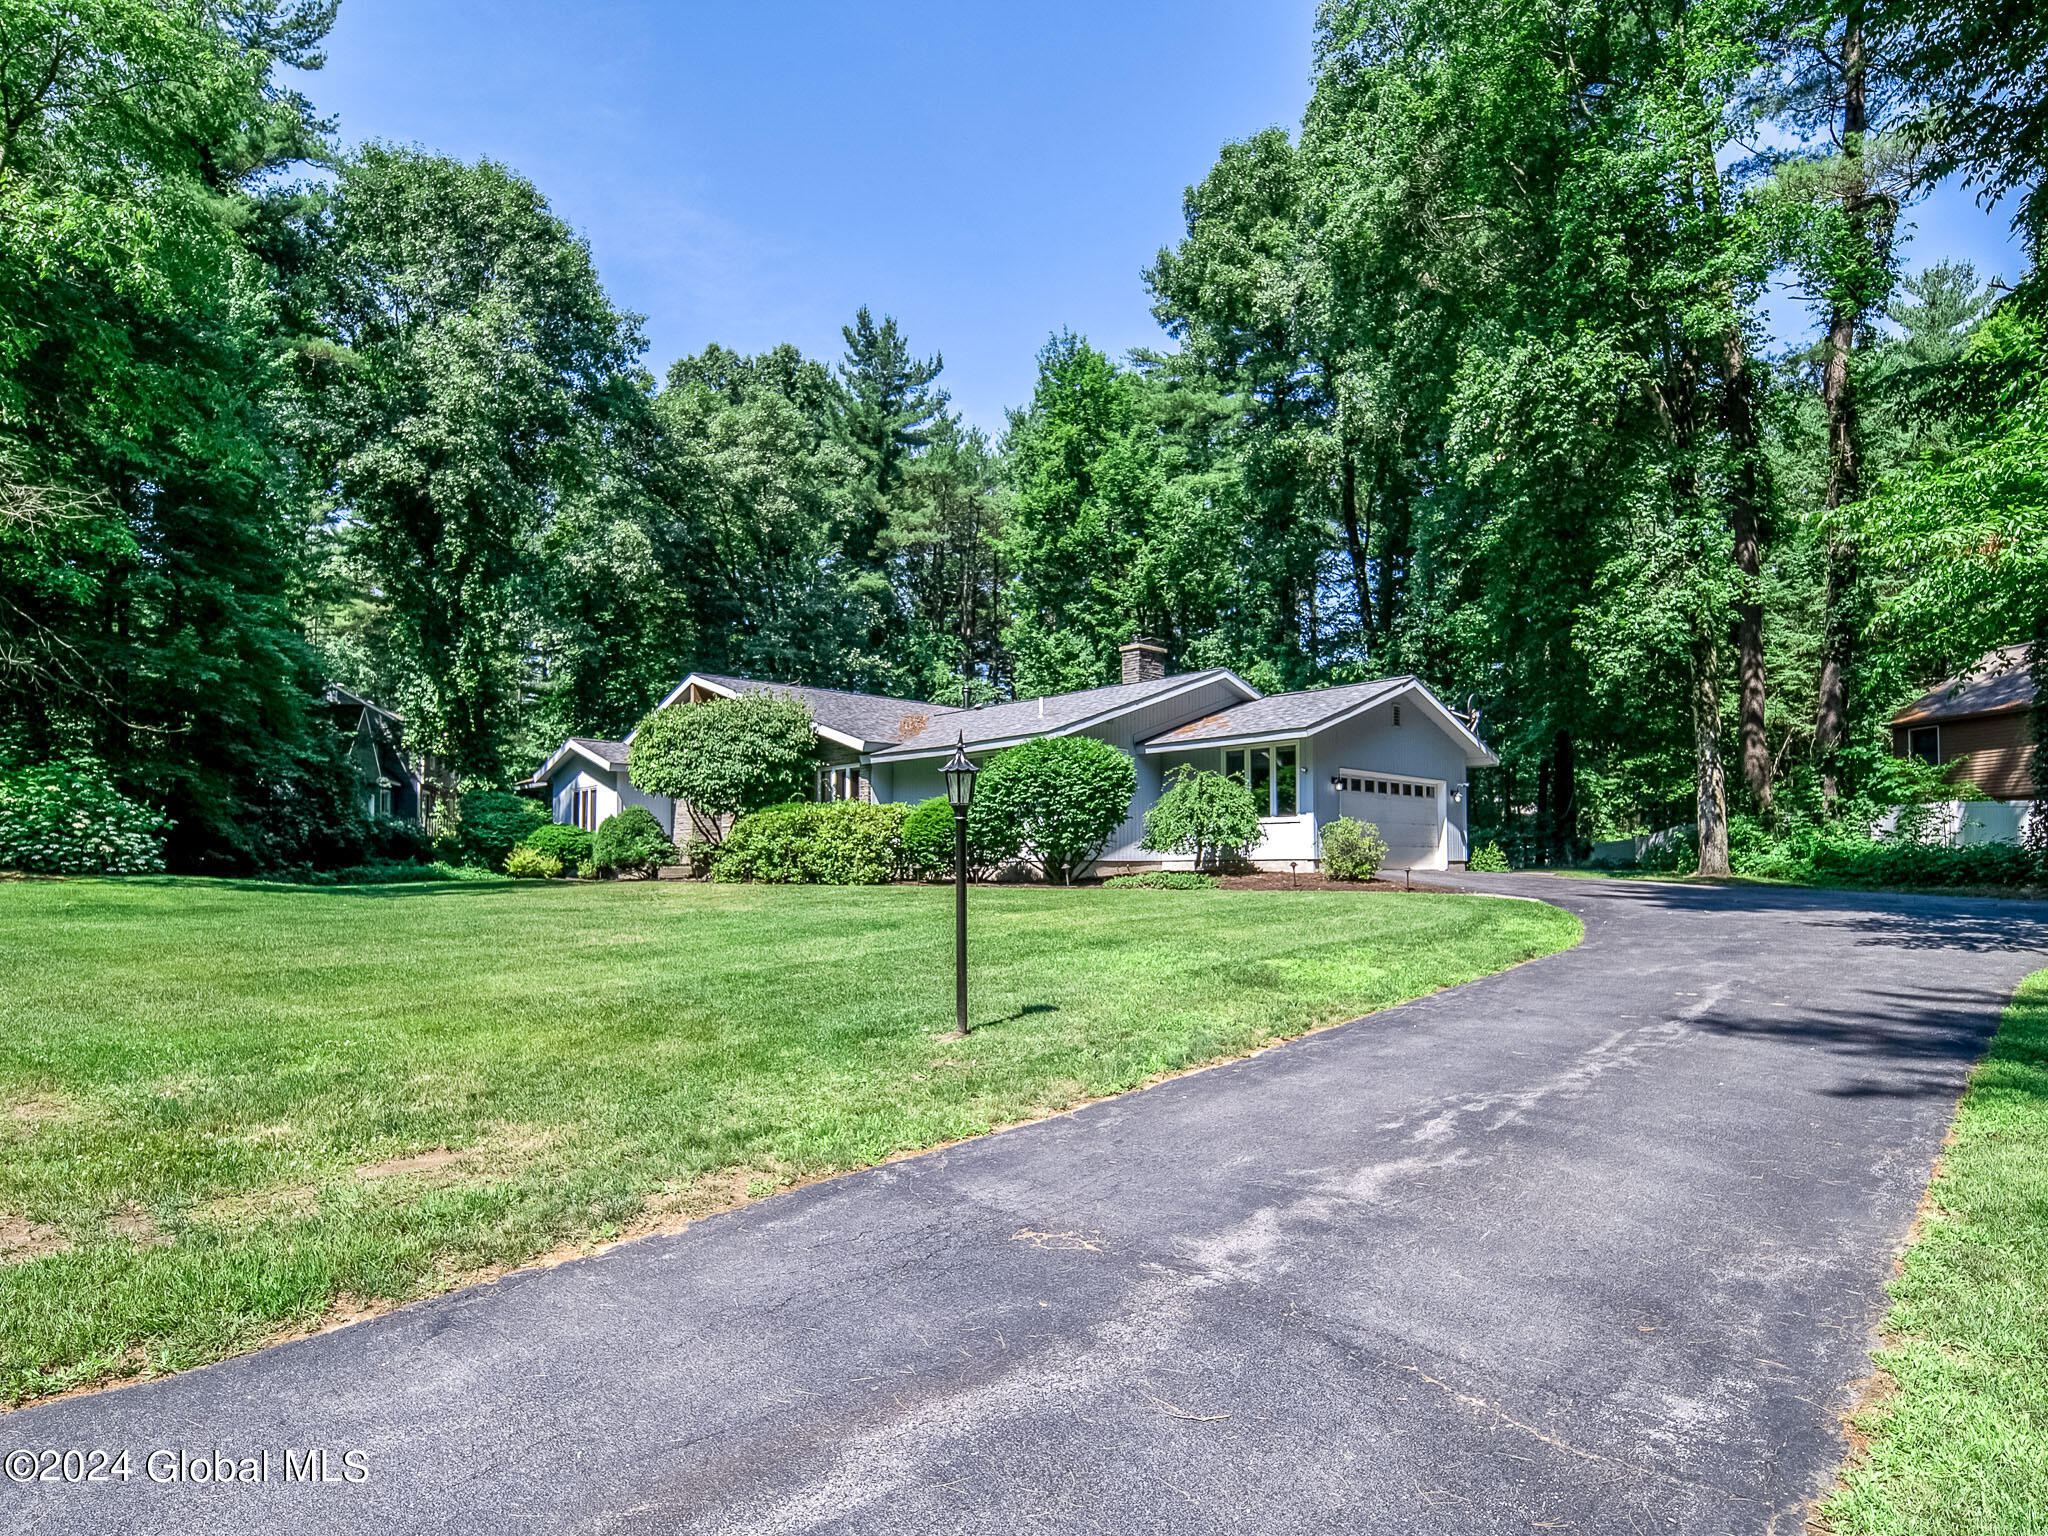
[1908,726,1940,765]
[375,785,392,818]
[1224,744,1301,817]
[570,786,599,831]
[818,766,864,802]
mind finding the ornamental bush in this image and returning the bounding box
[503,845,563,879]
[1467,841,1510,873]
[900,794,1018,880]
[0,756,168,874]
[1139,766,1262,872]
[627,691,819,843]
[439,789,548,869]
[714,800,909,884]
[519,822,594,866]
[1320,817,1389,882]
[1102,870,1218,890]
[974,735,1136,883]
[592,805,676,877]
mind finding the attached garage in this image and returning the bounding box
[1334,770,1444,870]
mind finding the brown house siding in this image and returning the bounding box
[1893,710,2037,799]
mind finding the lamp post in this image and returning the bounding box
[941,733,979,1036]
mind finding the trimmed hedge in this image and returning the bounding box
[519,822,594,865]
[1102,870,1218,890]
[714,801,909,884]
[593,805,675,877]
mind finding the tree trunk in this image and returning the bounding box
[1550,730,1576,866]
[1815,0,1869,810]
[1692,628,1732,877]
[1722,329,1772,815]
[1338,451,1372,653]
[1534,754,1552,868]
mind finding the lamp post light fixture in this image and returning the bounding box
[941,733,979,1036]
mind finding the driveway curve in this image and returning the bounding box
[6,876,2046,1535]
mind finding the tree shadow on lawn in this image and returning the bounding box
[113,875,538,902]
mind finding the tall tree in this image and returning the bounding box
[290,146,645,781]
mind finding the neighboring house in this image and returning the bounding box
[1891,645,2038,801]
[326,686,424,824]
[527,640,1498,872]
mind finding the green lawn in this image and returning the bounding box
[0,877,1577,1405]
[1824,969,2048,1534]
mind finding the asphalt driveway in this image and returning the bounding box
[6,875,2046,1535]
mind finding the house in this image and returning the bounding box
[527,640,1499,872]
[1891,645,2038,801]
[325,686,425,825]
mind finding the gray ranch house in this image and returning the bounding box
[526,640,1497,873]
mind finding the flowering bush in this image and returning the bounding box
[0,756,169,874]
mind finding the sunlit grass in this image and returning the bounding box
[0,876,1577,1404]
[1824,969,2048,1534]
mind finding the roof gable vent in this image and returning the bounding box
[1392,705,1402,727]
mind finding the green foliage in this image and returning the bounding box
[713,801,909,885]
[323,862,506,886]
[519,822,595,866]
[592,805,674,877]
[1467,842,1510,874]
[1319,818,1389,882]
[900,793,1018,881]
[1140,766,1262,872]
[974,736,1137,882]
[440,790,547,870]
[1101,870,1218,890]
[627,692,819,841]
[0,757,167,875]
[504,845,564,879]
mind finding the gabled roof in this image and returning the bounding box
[869,670,1257,761]
[1141,675,1498,766]
[648,673,961,752]
[535,736,630,783]
[1893,645,2036,725]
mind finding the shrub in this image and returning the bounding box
[365,815,433,864]
[714,800,909,884]
[519,822,594,866]
[504,845,564,879]
[592,805,676,877]
[439,789,548,869]
[1139,766,1262,872]
[900,794,1020,880]
[1467,841,1510,873]
[334,861,506,885]
[0,756,169,874]
[975,736,1138,883]
[1102,870,1218,890]
[1320,817,1389,882]
[627,691,819,843]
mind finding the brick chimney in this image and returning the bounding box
[1119,636,1168,685]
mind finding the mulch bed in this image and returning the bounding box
[1216,872,1454,893]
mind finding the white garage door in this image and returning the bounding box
[1334,771,1443,869]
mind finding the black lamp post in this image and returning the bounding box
[941,733,979,1036]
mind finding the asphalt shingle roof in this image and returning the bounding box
[690,675,968,751]
[1893,646,2037,724]
[875,671,1242,757]
[566,736,629,765]
[1144,677,1411,746]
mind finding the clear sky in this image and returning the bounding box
[296,1,2029,433]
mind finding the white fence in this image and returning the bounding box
[1871,800,2041,847]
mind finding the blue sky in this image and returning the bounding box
[298,1,2029,433]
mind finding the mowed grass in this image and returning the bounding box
[1825,969,2048,1534]
[0,876,1577,1405]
